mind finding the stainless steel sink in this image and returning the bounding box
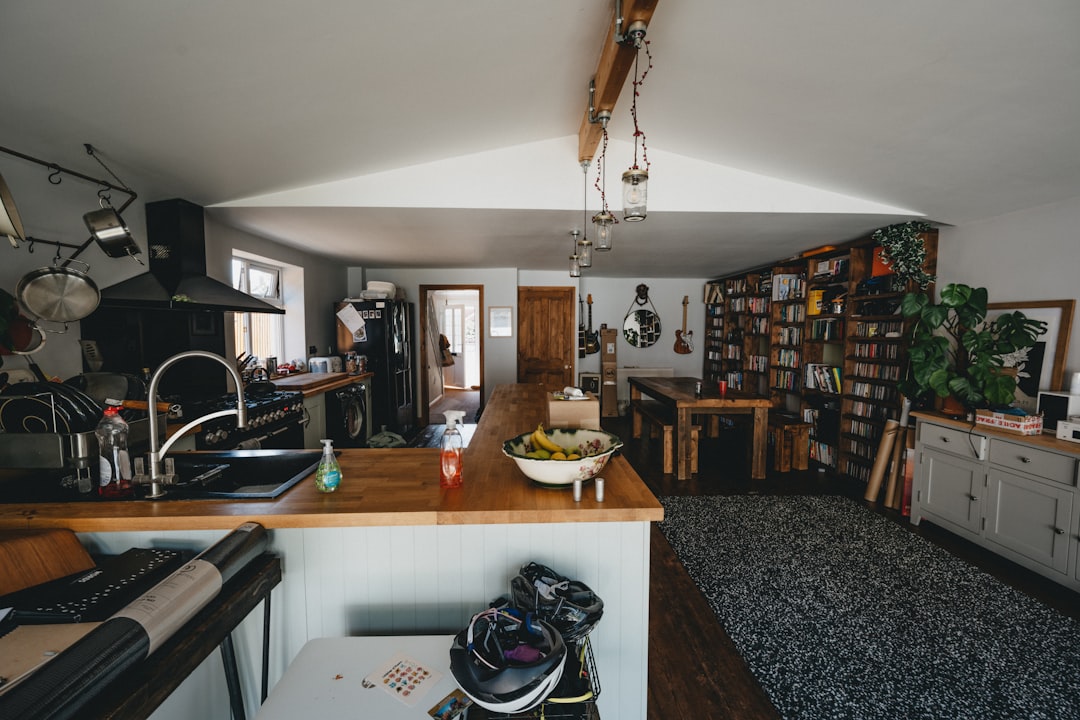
[167,449,324,498]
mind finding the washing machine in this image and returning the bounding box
[325,378,372,447]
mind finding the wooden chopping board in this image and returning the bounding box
[270,372,348,393]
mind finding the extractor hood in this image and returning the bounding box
[98,198,284,314]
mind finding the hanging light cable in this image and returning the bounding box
[577,162,593,268]
[592,114,615,251]
[622,31,652,222]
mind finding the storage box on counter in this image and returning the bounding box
[546,391,601,429]
[974,409,1044,435]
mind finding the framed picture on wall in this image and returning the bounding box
[986,299,1075,412]
[489,307,512,337]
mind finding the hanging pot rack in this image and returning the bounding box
[0,143,138,264]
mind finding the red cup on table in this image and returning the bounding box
[717,380,727,397]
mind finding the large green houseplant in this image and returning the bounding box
[899,283,1047,410]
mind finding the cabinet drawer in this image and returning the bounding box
[989,439,1078,486]
[919,423,987,460]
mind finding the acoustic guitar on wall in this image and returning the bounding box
[585,294,600,355]
[674,295,694,354]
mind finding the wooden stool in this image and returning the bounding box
[631,399,701,475]
[768,415,812,472]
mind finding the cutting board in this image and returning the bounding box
[271,372,348,393]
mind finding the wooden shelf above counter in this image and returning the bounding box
[0,384,663,533]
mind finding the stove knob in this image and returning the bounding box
[251,415,261,427]
[218,429,229,441]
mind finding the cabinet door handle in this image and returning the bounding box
[1054,527,1065,535]
[940,436,950,443]
[969,495,979,502]
[1019,456,1031,463]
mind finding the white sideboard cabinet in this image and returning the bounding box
[911,412,1080,592]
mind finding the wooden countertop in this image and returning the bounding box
[269,371,373,397]
[0,385,663,532]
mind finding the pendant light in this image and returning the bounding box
[622,29,652,222]
[569,230,581,278]
[577,162,593,268]
[592,113,616,251]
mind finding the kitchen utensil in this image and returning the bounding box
[0,390,73,433]
[0,170,26,243]
[16,258,100,323]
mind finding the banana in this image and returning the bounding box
[531,424,564,454]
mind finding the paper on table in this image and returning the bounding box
[363,652,443,707]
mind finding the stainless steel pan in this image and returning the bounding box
[16,258,100,324]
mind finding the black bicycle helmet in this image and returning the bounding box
[449,606,567,713]
[511,562,604,643]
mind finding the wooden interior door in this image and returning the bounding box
[517,286,575,391]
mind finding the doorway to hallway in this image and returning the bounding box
[419,284,484,427]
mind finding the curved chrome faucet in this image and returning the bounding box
[141,350,248,498]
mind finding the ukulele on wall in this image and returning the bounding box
[585,294,600,355]
[674,295,694,354]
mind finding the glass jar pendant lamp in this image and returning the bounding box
[569,230,581,277]
[621,168,648,222]
[592,120,616,250]
[577,165,592,268]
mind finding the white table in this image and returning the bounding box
[255,635,463,720]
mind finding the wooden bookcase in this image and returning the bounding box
[702,281,725,385]
[702,230,938,484]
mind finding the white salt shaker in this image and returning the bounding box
[573,478,582,502]
[595,477,605,502]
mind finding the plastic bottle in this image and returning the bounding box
[96,399,134,498]
[315,438,342,493]
[440,411,465,489]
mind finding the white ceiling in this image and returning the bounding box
[2,1,1079,278]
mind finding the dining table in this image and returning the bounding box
[627,376,773,480]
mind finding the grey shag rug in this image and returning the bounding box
[659,495,1080,720]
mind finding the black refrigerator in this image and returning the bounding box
[335,299,415,436]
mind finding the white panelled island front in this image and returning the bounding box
[1,384,663,719]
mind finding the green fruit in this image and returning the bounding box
[534,449,551,459]
[525,451,541,459]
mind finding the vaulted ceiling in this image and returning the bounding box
[2,1,1078,277]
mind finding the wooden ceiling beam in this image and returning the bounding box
[577,0,660,164]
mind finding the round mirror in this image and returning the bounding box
[623,308,661,348]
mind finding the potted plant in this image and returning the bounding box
[872,221,937,289]
[899,283,1047,413]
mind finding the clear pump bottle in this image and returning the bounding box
[96,399,134,498]
[315,438,342,492]
[440,411,465,489]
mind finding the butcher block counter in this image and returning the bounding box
[0,384,661,532]
[0,384,659,720]
[268,370,372,397]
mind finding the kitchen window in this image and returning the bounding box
[232,256,285,364]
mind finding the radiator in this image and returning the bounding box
[615,367,674,406]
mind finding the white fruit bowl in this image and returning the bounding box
[502,428,623,487]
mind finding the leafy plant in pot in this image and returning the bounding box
[899,283,1047,414]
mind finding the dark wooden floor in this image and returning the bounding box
[595,413,1080,719]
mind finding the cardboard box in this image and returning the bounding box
[601,363,619,417]
[546,391,600,429]
[600,328,618,364]
[974,409,1044,435]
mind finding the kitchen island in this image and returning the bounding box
[0,384,662,719]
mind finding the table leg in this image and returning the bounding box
[751,407,767,479]
[677,407,693,480]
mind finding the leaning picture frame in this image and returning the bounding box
[986,299,1075,412]
[489,306,513,337]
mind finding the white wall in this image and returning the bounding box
[205,215,347,360]
[937,196,1080,382]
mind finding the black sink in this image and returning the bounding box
[166,449,324,499]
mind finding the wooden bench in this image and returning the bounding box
[632,399,700,474]
[768,413,812,472]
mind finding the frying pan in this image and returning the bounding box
[16,258,100,324]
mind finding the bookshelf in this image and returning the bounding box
[702,230,938,484]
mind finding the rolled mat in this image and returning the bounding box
[0,522,267,720]
[863,419,900,502]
